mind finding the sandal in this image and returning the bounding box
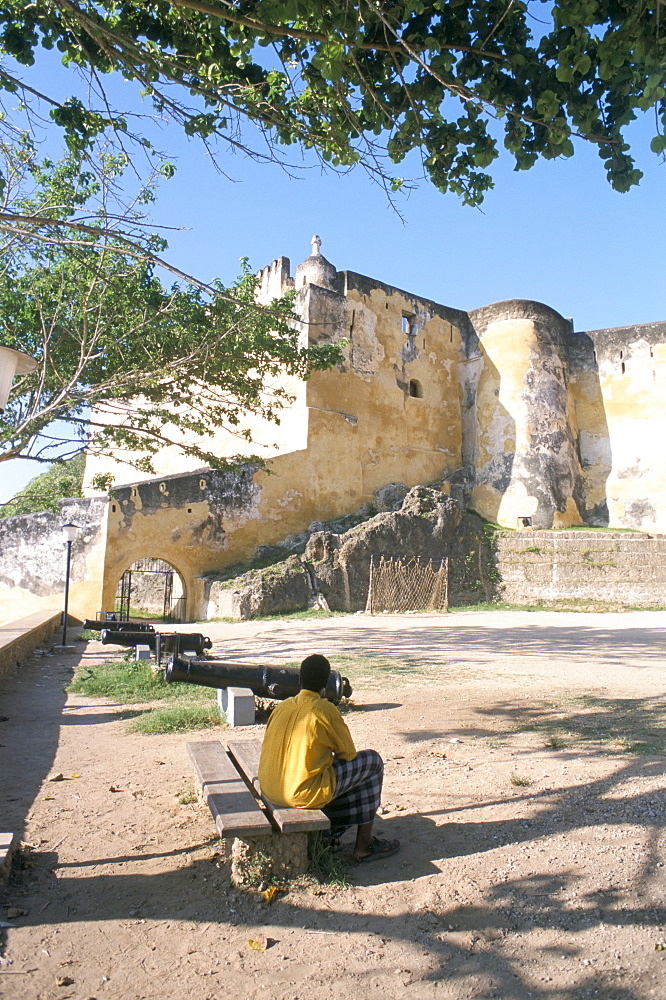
[354,837,400,863]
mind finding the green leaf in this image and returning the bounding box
[650,134,666,155]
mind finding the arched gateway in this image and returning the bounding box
[114,558,186,623]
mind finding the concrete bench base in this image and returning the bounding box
[230,831,309,885]
[0,832,18,883]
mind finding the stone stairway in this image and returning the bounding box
[495,531,666,607]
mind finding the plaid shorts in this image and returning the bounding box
[322,750,384,838]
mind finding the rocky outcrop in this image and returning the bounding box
[207,555,313,620]
[204,486,497,620]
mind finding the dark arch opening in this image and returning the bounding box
[115,558,186,623]
[409,379,423,398]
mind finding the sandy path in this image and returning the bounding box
[1,610,666,1000]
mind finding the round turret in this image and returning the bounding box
[295,235,338,290]
[468,299,582,529]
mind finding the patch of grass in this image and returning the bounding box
[68,658,221,735]
[206,608,346,623]
[177,785,198,805]
[114,605,157,620]
[546,735,568,749]
[466,509,502,531]
[308,833,351,888]
[510,773,532,787]
[127,705,221,735]
[614,738,664,755]
[252,608,346,622]
[451,598,666,614]
[68,659,215,705]
[450,600,543,612]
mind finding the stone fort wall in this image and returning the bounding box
[3,239,666,621]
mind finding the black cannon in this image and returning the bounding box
[83,619,155,634]
[100,630,212,657]
[165,656,352,705]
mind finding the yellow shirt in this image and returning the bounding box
[258,689,357,808]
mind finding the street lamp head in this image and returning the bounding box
[61,522,78,544]
[0,345,38,413]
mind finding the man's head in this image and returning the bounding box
[300,654,331,693]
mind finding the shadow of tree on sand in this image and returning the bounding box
[5,737,665,1000]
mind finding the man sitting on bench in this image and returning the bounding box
[258,653,400,863]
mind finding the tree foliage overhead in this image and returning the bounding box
[0,145,342,479]
[0,1,663,205]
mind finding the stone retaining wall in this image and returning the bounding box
[0,611,62,681]
[495,531,666,606]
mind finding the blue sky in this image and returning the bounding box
[154,115,664,335]
[1,60,665,505]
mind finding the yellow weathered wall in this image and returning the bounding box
[595,337,666,531]
[95,275,464,616]
[308,288,461,496]
[83,374,308,494]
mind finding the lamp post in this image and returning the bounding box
[61,522,78,647]
[0,345,38,413]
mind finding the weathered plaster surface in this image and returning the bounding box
[581,320,666,531]
[468,302,582,529]
[0,498,107,622]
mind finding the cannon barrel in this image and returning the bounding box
[100,630,212,655]
[83,619,155,633]
[165,656,352,705]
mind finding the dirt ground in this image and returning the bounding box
[1,609,666,1000]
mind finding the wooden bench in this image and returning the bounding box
[187,739,330,884]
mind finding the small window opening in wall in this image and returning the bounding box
[111,504,117,513]
[131,487,137,497]
[409,379,423,398]
[158,482,167,494]
[518,515,532,529]
[187,507,192,513]
[199,478,206,490]
[650,346,654,358]
[620,350,623,358]
[402,314,413,335]
[621,362,625,374]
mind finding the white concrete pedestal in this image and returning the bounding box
[217,686,255,727]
